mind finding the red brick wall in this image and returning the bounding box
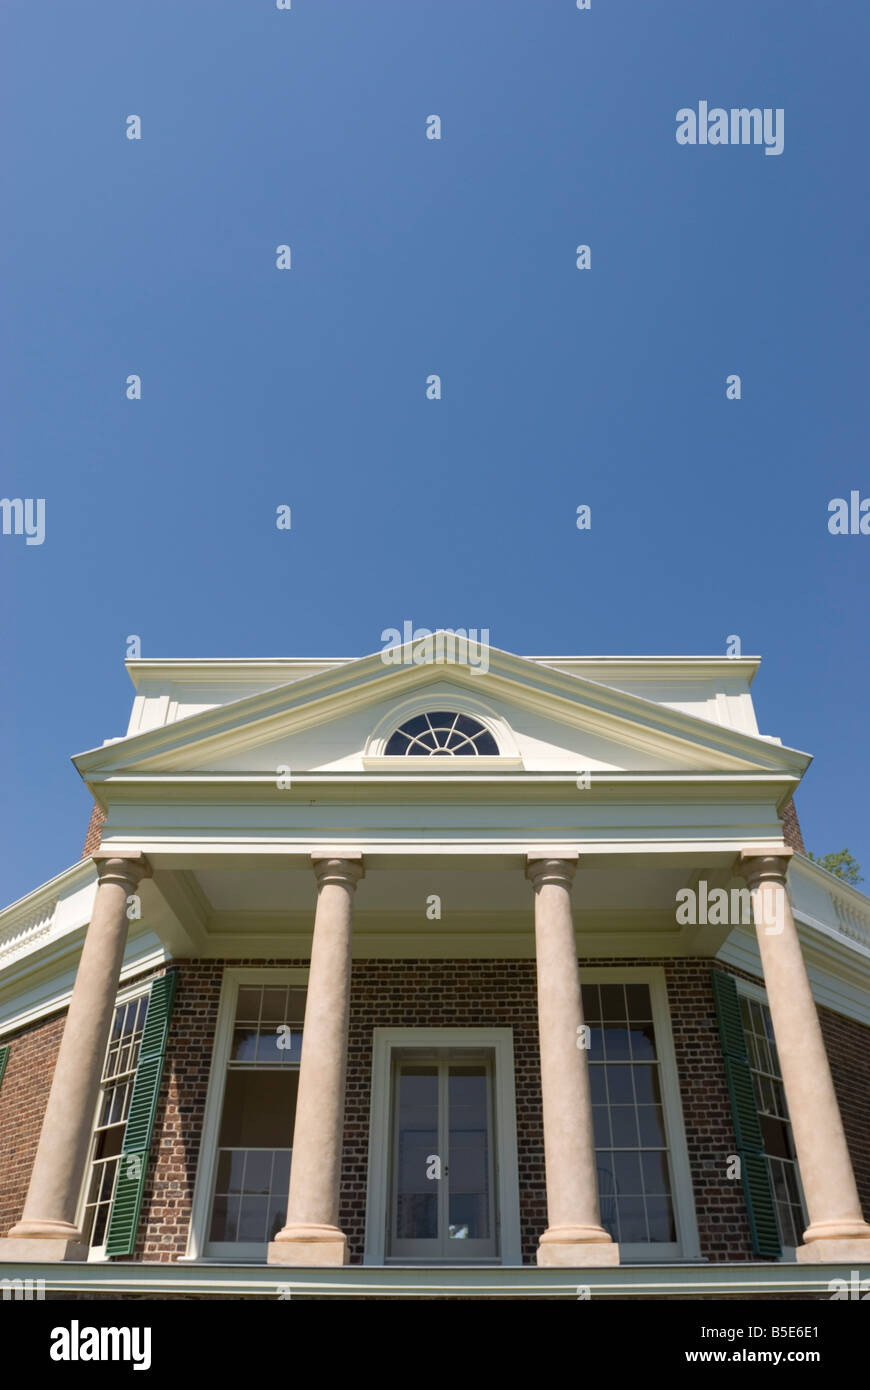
[0,1012,65,1236]
[2,955,868,1267]
[81,804,106,858]
[780,799,806,854]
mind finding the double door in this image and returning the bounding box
[388,1049,497,1261]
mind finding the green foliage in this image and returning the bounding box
[806,848,863,885]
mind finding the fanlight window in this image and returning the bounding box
[384,711,499,757]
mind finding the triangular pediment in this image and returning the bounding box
[74,639,812,786]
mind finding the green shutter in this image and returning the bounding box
[710,970,781,1257]
[104,971,177,1257]
[0,1045,9,1090]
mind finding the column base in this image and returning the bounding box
[536,1226,620,1267]
[797,1239,870,1263]
[0,1238,89,1263]
[796,1219,870,1263]
[267,1224,349,1267]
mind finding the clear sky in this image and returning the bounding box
[1,0,868,906]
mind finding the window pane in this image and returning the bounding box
[604,1065,634,1104]
[448,1066,490,1241]
[231,1025,261,1062]
[617,1195,648,1242]
[243,1150,273,1195]
[238,1196,269,1243]
[581,984,601,1022]
[260,988,288,1023]
[215,1148,246,1194]
[602,1027,631,1061]
[636,1105,666,1147]
[625,984,652,1020]
[235,988,262,1022]
[646,1194,676,1242]
[613,1151,642,1194]
[610,1106,639,1147]
[217,1070,299,1149]
[632,1065,662,1105]
[641,1150,670,1195]
[600,985,626,1020]
[394,1067,438,1240]
[629,1024,657,1061]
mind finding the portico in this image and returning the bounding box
[2,644,870,1277]
[3,838,870,1268]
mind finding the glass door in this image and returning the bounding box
[388,1050,497,1261]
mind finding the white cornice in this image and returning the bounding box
[83,769,801,808]
[77,645,811,785]
[125,653,762,685]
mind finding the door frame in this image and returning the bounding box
[364,1028,522,1266]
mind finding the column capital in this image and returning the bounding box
[733,846,792,889]
[525,855,578,892]
[91,852,152,890]
[311,854,364,890]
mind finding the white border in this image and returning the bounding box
[363,1027,522,1266]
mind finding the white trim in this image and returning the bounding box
[363,1027,522,1267]
[184,967,309,1262]
[0,942,170,1040]
[0,1259,854,1299]
[579,966,702,1262]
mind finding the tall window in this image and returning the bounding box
[206,983,306,1254]
[740,994,807,1249]
[80,992,149,1250]
[583,982,677,1246]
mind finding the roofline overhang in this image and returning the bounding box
[124,652,763,687]
[73,643,811,781]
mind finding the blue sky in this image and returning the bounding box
[1,0,868,905]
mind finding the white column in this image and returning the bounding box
[736,848,870,1262]
[527,856,619,1266]
[268,854,363,1266]
[1,853,151,1261]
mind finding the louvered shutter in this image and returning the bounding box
[710,970,781,1257]
[104,971,177,1257]
[0,1045,9,1090]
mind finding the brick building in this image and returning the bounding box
[1,640,869,1298]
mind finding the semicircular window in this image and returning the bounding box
[384,711,499,757]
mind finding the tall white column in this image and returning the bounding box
[268,854,363,1266]
[735,848,870,1262]
[527,856,619,1266]
[0,853,151,1262]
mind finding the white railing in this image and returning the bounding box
[0,900,57,966]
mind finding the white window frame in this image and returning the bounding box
[183,967,309,1263]
[580,966,701,1263]
[75,978,152,1264]
[364,1028,522,1266]
[734,977,808,1261]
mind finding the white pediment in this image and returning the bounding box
[74,644,811,784]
